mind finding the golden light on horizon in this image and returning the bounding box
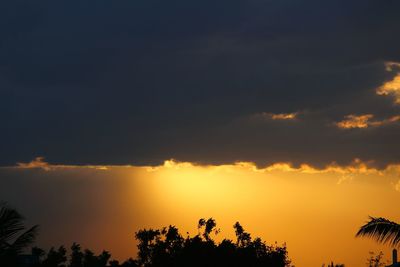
[132,160,400,266]
[3,159,400,266]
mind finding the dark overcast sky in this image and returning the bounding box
[1,0,400,167]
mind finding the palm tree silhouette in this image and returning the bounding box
[356,216,400,246]
[0,202,39,257]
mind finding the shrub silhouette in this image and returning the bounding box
[32,246,113,267]
[134,218,292,267]
[322,262,345,267]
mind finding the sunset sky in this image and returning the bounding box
[1,1,400,266]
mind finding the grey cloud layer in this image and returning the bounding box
[1,0,400,167]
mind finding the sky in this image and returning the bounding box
[1,0,400,266]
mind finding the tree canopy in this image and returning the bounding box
[133,218,292,267]
[0,203,292,267]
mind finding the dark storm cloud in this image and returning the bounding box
[1,0,400,167]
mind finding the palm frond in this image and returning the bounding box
[0,203,25,244]
[356,216,400,246]
[11,225,39,254]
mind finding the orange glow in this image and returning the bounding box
[16,157,53,171]
[260,112,298,120]
[271,113,297,120]
[336,114,400,129]
[376,62,400,104]
[336,114,373,129]
[141,160,400,266]
[6,159,400,266]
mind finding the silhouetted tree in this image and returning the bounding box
[81,249,110,267]
[69,243,83,267]
[83,249,96,267]
[30,244,112,267]
[1,201,293,267]
[0,202,39,266]
[135,228,161,266]
[233,222,251,247]
[109,260,120,267]
[322,262,345,267]
[366,251,385,267]
[198,218,219,242]
[32,246,46,261]
[134,218,292,267]
[41,246,67,267]
[95,250,111,267]
[120,258,139,267]
[356,217,400,246]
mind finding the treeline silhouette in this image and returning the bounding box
[321,262,345,267]
[131,218,291,267]
[1,203,292,267]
